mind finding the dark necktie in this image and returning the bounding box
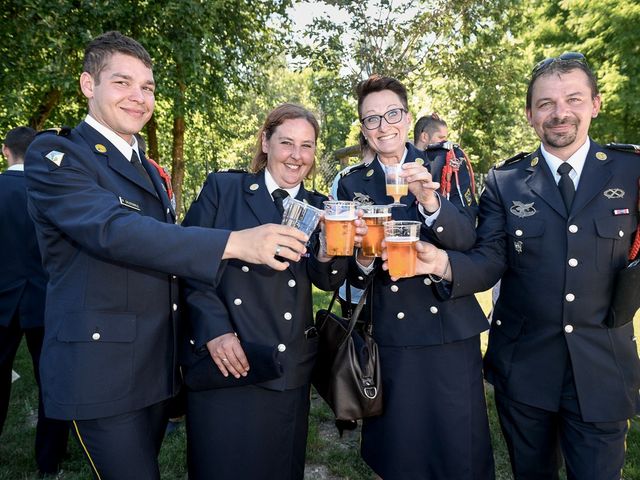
[131,151,153,189]
[272,188,289,217]
[557,162,575,212]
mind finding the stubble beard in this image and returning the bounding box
[542,117,579,149]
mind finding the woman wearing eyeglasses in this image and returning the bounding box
[337,75,495,479]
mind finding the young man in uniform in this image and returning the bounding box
[25,31,308,479]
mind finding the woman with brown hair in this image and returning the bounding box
[181,103,363,480]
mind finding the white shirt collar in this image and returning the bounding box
[264,167,301,199]
[541,138,590,188]
[85,114,140,162]
[376,146,408,169]
[7,163,24,171]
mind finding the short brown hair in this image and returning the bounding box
[83,31,152,84]
[356,75,409,119]
[250,103,320,175]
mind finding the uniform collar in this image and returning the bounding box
[7,163,24,171]
[541,138,590,188]
[85,114,140,162]
[375,146,408,168]
[264,167,301,199]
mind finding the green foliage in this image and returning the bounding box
[523,0,640,143]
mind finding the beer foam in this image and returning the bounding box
[325,214,357,221]
[385,236,419,242]
[364,213,391,218]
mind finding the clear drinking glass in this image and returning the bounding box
[360,205,393,257]
[323,200,357,256]
[383,220,421,278]
[383,163,408,206]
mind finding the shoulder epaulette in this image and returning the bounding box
[38,126,71,137]
[216,168,247,173]
[341,162,368,178]
[426,141,460,151]
[309,188,327,199]
[605,143,640,155]
[495,151,530,169]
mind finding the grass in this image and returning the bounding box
[1,289,638,479]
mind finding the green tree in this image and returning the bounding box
[291,0,528,173]
[522,0,640,143]
[0,0,292,213]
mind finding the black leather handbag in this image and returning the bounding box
[312,279,383,421]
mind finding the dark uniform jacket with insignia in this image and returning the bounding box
[337,142,489,346]
[447,140,640,422]
[24,121,230,420]
[0,169,47,329]
[182,170,348,390]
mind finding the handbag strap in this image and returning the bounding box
[339,273,376,349]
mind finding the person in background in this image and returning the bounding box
[0,126,69,477]
[404,52,640,480]
[25,32,308,480]
[338,74,494,479]
[413,112,448,150]
[182,103,364,480]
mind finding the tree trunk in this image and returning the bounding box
[171,115,186,216]
[29,88,61,130]
[145,115,160,161]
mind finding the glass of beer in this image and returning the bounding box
[383,220,421,278]
[383,163,408,205]
[281,197,323,241]
[360,205,392,257]
[323,200,357,256]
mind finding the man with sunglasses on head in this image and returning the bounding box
[402,53,640,479]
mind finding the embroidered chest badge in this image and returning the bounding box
[510,201,537,218]
[353,192,373,205]
[604,188,625,199]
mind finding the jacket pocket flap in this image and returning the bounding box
[595,215,628,240]
[491,306,525,339]
[57,312,136,343]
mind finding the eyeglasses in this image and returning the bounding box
[532,52,588,74]
[361,108,407,130]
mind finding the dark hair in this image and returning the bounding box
[414,113,447,142]
[83,31,152,84]
[356,75,409,119]
[3,126,36,160]
[526,59,598,110]
[358,131,374,160]
[251,103,320,174]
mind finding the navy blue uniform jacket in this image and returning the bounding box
[24,122,230,420]
[337,143,488,346]
[0,169,47,329]
[182,170,348,390]
[447,142,640,422]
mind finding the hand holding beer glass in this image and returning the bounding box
[360,205,392,257]
[323,200,358,256]
[383,163,408,206]
[281,197,323,240]
[381,239,452,281]
[383,220,421,278]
